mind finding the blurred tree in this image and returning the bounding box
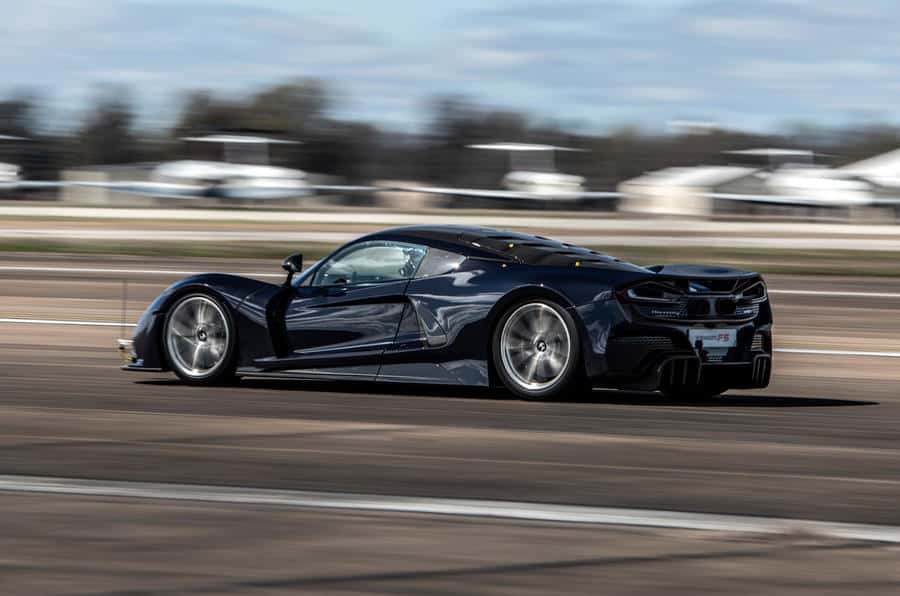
[169,79,337,169]
[0,93,39,176]
[170,91,244,160]
[172,91,243,138]
[246,78,329,137]
[6,78,900,187]
[0,93,38,138]
[424,96,535,186]
[835,125,900,166]
[75,86,139,165]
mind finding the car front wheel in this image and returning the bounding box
[493,299,582,400]
[163,293,237,385]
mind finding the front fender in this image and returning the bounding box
[129,274,277,371]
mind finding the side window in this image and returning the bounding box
[312,241,427,286]
[414,248,466,279]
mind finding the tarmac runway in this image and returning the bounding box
[7,205,900,251]
[3,255,900,594]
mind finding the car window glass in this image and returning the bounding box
[414,248,466,278]
[313,241,427,286]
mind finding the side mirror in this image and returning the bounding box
[281,253,303,286]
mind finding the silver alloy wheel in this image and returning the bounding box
[165,295,230,379]
[500,302,572,392]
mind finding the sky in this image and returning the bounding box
[3,0,900,133]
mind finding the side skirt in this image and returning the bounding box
[237,367,377,382]
[235,363,480,387]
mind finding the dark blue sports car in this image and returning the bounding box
[121,225,773,400]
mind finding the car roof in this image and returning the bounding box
[365,225,644,270]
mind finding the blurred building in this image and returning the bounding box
[62,163,159,205]
[618,166,761,217]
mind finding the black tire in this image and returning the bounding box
[492,298,582,401]
[162,292,238,386]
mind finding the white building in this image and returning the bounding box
[618,166,760,217]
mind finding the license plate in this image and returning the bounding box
[688,328,737,349]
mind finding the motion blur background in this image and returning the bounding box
[5,0,900,190]
[6,1,900,595]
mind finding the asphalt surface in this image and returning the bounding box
[3,254,900,594]
[5,491,900,596]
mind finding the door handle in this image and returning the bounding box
[328,287,349,297]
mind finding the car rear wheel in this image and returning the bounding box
[163,293,237,385]
[493,299,581,400]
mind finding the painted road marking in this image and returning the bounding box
[0,228,357,243]
[776,348,900,358]
[0,474,899,543]
[0,318,137,327]
[0,265,283,278]
[769,289,900,299]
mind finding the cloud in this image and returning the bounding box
[2,0,900,131]
[623,86,705,103]
[691,16,812,40]
[458,47,546,69]
[738,59,893,85]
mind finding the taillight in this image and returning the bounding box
[619,281,685,304]
[739,280,767,303]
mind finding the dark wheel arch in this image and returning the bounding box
[489,291,585,400]
[485,286,587,390]
[152,284,242,369]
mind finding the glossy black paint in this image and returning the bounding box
[125,225,773,392]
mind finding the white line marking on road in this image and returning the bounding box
[769,289,900,299]
[0,228,358,243]
[0,318,136,327]
[1,474,899,543]
[0,265,283,278]
[776,348,900,358]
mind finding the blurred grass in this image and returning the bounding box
[2,240,900,276]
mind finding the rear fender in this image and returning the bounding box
[485,286,582,386]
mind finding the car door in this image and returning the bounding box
[280,240,427,377]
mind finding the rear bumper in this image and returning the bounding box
[596,325,773,392]
[600,352,772,392]
[656,353,772,390]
